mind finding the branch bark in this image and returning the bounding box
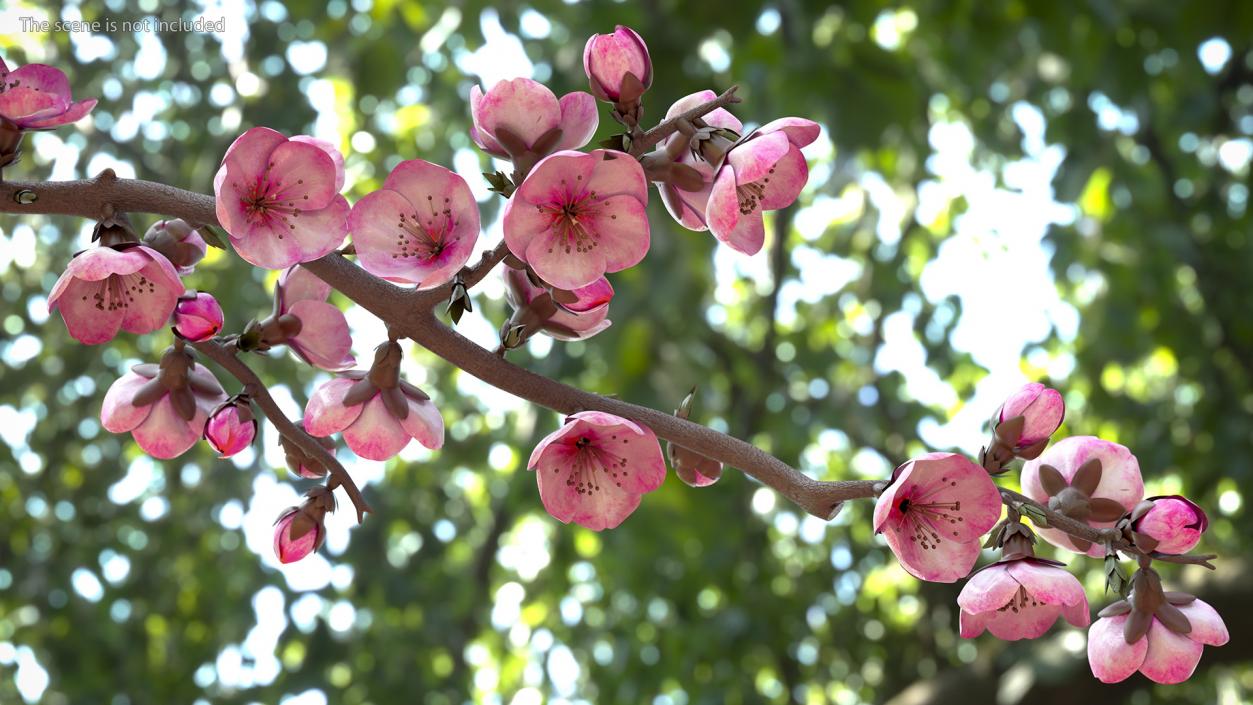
[629,84,742,156]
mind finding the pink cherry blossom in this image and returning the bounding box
[274,265,355,371]
[204,398,256,458]
[141,219,207,275]
[0,59,97,129]
[470,78,597,161]
[528,411,667,531]
[873,452,1002,582]
[1088,598,1228,684]
[503,267,613,342]
[1021,436,1144,557]
[213,127,349,269]
[173,292,224,342]
[304,342,443,461]
[656,90,744,231]
[998,382,1065,448]
[583,26,652,102]
[958,558,1089,640]
[503,149,650,290]
[48,244,184,345]
[349,159,480,288]
[100,347,228,459]
[706,118,819,254]
[1132,495,1208,554]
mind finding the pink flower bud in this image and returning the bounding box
[273,507,324,564]
[142,219,208,274]
[583,26,652,102]
[999,382,1065,448]
[1132,495,1208,554]
[173,292,224,342]
[204,397,256,458]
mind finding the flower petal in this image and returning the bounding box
[534,444,644,531]
[1176,599,1229,646]
[959,609,989,638]
[131,396,201,459]
[524,224,607,291]
[757,117,821,148]
[119,258,184,336]
[290,135,345,192]
[957,564,1020,613]
[263,139,338,208]
[882,528,981,583]
[1139,620,1204,684]
[277,264,332,309]
[1088,615,1148,683]
[1008,560,1087,607]
[584,150,648,201]
[232,194,349,269]
[728,131,791,185]
[342,395,411,461]
[49,276,125,344]
[758,145,809,211]
[399,397,445,450]
[555,92,599,151]
[101,372,155,433]
[477,78,561,149]
[304,377,367,436]
[984,600,1064,641]
[22,98,96,129]
[585,193,649,273]
[287,300,356,371]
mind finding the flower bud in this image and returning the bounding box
[173,292,224,342]
[1131,495,1208,554]
[280,418,335,479]
[999,382,1065,450]
[583,26,652,103]
[204,396,256,458]
[142,219,208,274]
[273,506,324,564]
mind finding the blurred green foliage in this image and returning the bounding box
[1,1,1251,704]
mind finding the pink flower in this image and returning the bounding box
[172,292,224,342]
[141,219,208,275]
[273,487,336,564]
[48,244,184,345]
[958,558,1089,640]
[1131,495,1208,555]
[100,345,228,459]
[873,452,1003,582]
[213,127,349,269]
[527,411,666,531]
[706,118,819,254]
[304,341,444,461]
[999,382,1065,449]
[503,149,650,290]
[470,78,598,162]
[0,58,97,129]
[583,26,652,102]
[204,396,256,458]
[502,266,613,343]
[274,265,355,371]
[1021,436,1144,557]
[656,90,744,231]
[349,159,480,288]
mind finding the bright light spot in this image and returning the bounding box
[327,600,356,633]
[1217,138,1252,174]
[236,71,263,97]
[756,8,781,35]
[751,487,777,515]
[350,130,376,153]
[546,644,580,697]
[456,9,533,87]
[14,646,49,704]
[1219,489,1241,515]
[71,568,104,603]
[519,9,551,39]
[1198,37,1232,75]
[699,38,731,73]
[286,41,328,75]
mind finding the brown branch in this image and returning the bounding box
[191,338,373,523]
[999,489,1216,569]
[629,84,742,156]
[411,241,510,310]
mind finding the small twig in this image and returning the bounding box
[192,338,373,523]
[630,85,742,156]
[411,241,510,310]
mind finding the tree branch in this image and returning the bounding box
[629,84,742,156]
[191,338,373,523]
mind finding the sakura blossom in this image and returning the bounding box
[873,452,1003,582]
[273,265,355,371]
[503,149,650,290]
[706,117,819,254]
[0,58,97,130]
[502,266,613,343]
[583,26,652,102]
[998,382,1065,450]
[958,558,1089,640]
[528,411,666,531]
[304,341,444,461]
[172,292,224,342]
[1131,495,1208,554]
[1020,436,1145,557]
[655,90,744,231]
[100,345,228,459]
[349,159,480,288]
[48,243,184,345]
[213,127,349,269]
[469,78,598,163]
[204,396,257,458]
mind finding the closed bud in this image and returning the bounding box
[273,487,335,564]
[142,219,208,274]
[204,395,256,458]
[280,418,335,479]
[998,382,1065,449]
[583,26,652,103]
[1131,495,1208,554]
[172,291,224,342]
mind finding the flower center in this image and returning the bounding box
[236,165,309,239]
[82,271,157,312]
[395,194,460,262]
[735,165,775,215]
[895,479,967,550]
[538,178,609,256]
[997,587,1043,614]
[558,433,631,496]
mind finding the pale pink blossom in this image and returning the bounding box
[873,452,1002,582]
[204,397,256,458]
[1088,598,1228,684]
[274,265,355,371]
[706,118,819,254]
[0,58,96,129]
[998,382,1065,449]
[141,219,208,275]
[1131,495,1208,554]
[503,149,649,290]
[48,244,184,345]
[213,127,349,269]
[656,90,744,231]
[959,558,1089,640]
[349,159,480,288]
[304,342,443,461]
[528,411,666,531]
[1021,436,1144,557]
[583,26,652,102]
[470,78,597,161]
[502,266,613,342]
[172,292,224,342]
[100,346,228,459]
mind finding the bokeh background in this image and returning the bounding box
[1,1,1250,703]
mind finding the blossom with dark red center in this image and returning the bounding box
[1020,436,1144,557]
[100,344,228,459]
[501,266,613,346]
[349,159,480,288]
[213,127,349,269]
[528,411,666,531]
[1129,495,1208,555]
[204,395,257,458]
[274,487,336,564]
[503,149,650,290]
[873,452,1003,582]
